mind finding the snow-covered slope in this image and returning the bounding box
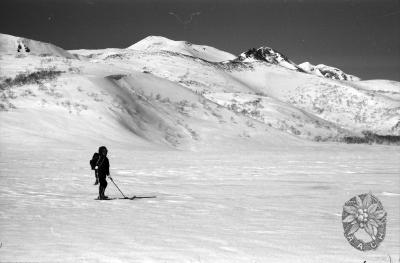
[0,33,76,58]
[128,36,236,62]
[0,53,300,151]
[222,63,399,136]
[204,92,349,141]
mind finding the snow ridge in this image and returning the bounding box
[233,46,360,81]
[128,36,236,62]
[0,33,76,59]
[298,62,360,81]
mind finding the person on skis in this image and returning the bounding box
[94,146,111,200]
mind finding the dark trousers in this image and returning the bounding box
[99,175,107,188]
[98,174,107,198]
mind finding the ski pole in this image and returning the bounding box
[109,176,127,198]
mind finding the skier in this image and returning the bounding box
[95,146,111,200]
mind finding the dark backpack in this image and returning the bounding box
[90,153,99,170]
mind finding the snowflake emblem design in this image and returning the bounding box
[342,192,387,251]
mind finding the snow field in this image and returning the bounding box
[0,145,399,262]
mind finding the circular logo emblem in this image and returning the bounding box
[342,192,387,251]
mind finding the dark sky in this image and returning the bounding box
[1,0,399,81]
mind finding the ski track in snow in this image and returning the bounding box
[0,145,399,262]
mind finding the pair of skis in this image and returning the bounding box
[96,177,156,201]
[97,196,156,200]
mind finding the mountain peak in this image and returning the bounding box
[234,46,301,71]
[128,35,176,49]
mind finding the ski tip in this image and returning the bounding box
[132,195,157,199]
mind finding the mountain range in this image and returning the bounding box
[1,33,399,150]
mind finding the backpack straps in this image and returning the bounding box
[96,155,106,168]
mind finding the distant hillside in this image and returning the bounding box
[0,33,76,59]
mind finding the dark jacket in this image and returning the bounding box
[97,156,110,177]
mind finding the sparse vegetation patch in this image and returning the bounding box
[343,131,400,145]
[1,68,63,89]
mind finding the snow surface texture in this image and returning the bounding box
[0,33,399,262]
[0,146,399,262]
